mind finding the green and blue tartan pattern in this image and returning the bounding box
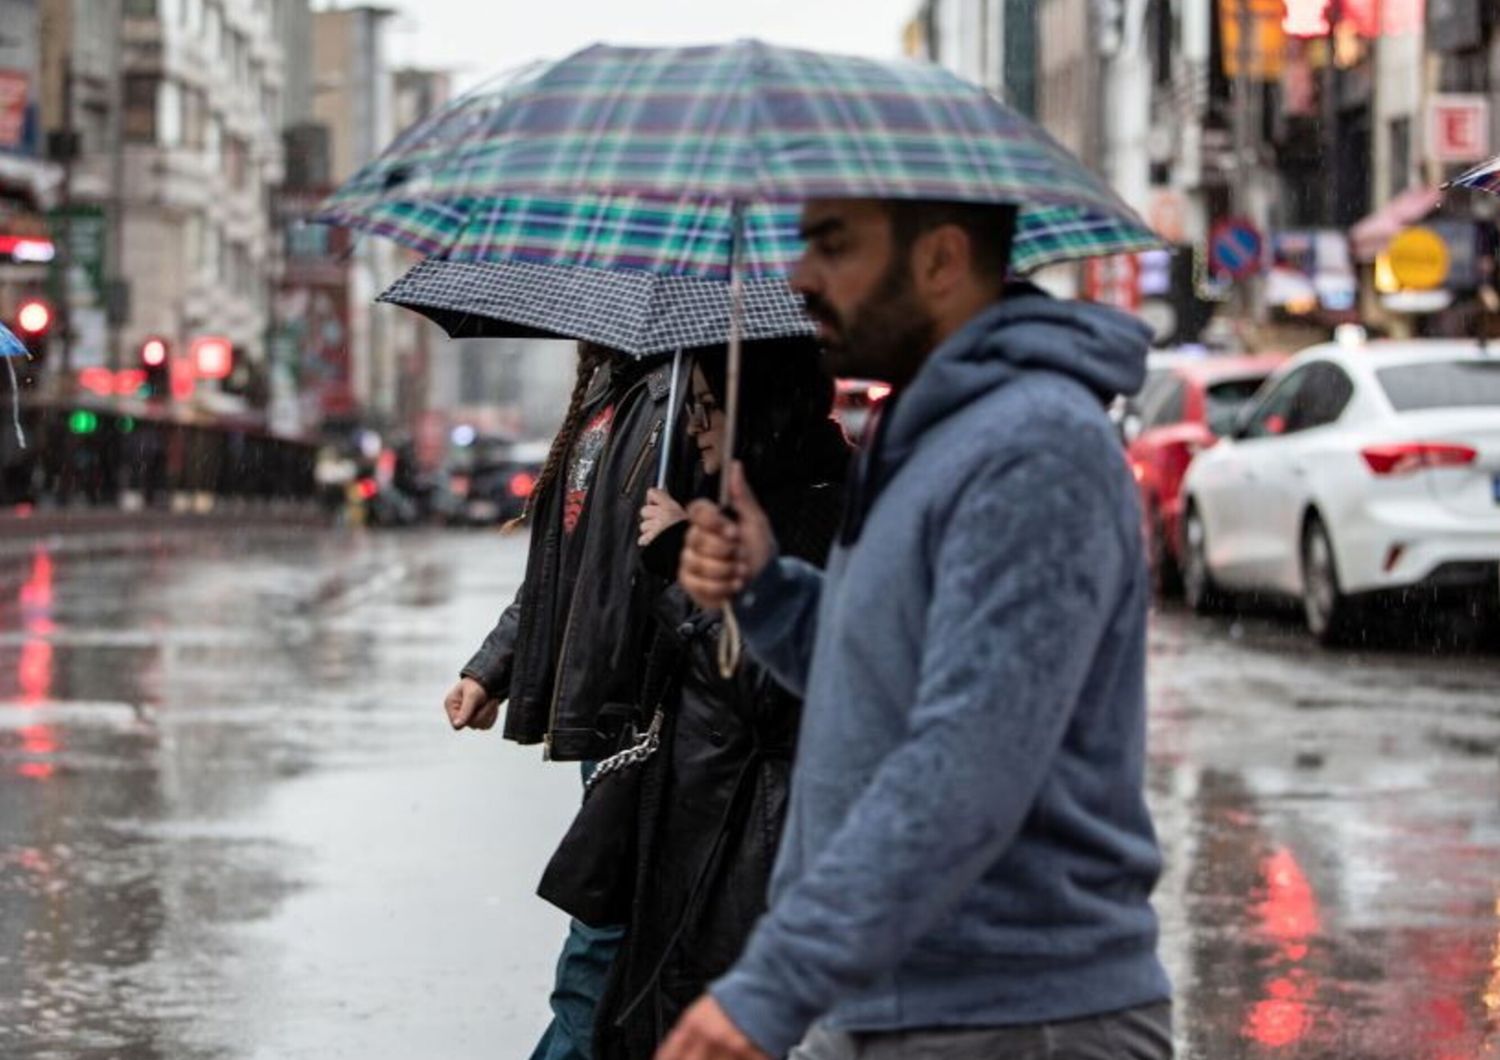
[316,40,1159,275]
[318,193,1158,280]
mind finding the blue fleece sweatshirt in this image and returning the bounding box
[710,288,1172,1056]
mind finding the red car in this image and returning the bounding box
[1126,354,1287,594]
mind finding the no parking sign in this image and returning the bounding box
[1209,218,1265,281]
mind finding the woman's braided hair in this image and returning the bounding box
[513,341,613,527]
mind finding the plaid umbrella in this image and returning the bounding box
[1448,155,1500,196]
[317,40,1159,273]
[323,190,1153,280]
[380,257,814,357]
[1,322,26,447]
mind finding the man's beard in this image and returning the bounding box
[804,259,936,384]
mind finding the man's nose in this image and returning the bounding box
[789,252,817,297]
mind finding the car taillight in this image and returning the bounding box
[1360,442,1478,476]
[356,478,379,500]
[509,471,536,499]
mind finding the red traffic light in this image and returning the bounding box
[191,336,233,380]
[141,337,169,367]
[17,299,51,336]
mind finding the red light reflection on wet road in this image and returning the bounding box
[1243,846,1321,1049]
[13,546,58,777]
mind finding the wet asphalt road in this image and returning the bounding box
[0,528,1496,1059]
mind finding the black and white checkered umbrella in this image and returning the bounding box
[379,257,814,358]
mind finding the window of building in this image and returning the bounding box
[157,80,183,147]
[288,223,329,260]
[226,136,248,190]
[123,0,158,17]
[123,75,159,143]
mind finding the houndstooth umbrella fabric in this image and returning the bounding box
[317,39,1160,275]
[379,257,815,357]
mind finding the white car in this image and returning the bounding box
[1179,340,1500,643]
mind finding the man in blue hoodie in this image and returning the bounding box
[659,198,1173,1060]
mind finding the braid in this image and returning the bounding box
[512,342,609,528]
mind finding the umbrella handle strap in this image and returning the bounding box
[717,608,743,678]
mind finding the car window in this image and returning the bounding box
[1242,366,1312,440]
[1284,363,1354,433]
[1140,377,1187,430]
[1376,360,1500,411]
[1125,370,1173,422]
[1204,377,1270,436]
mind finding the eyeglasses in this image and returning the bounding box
[686,397,719,430]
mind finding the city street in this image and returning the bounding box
[1,528,1497,1060]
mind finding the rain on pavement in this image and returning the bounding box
[1,528,1496,1059]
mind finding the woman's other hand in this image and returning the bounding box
[639,487,688,547]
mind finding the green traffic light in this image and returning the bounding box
[120,416,136,433]
[67,410,99,435]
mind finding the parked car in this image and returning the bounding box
[458,439,549,525]
[833,379,891,440]
[1127,353,1287,593]
[1180,340,1500,643]
[1111,348,1208,442]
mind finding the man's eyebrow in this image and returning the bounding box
[799,217,845,242]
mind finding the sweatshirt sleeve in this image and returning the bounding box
[710,451,1130,1057]
[732,555,825,699]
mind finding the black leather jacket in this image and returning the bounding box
[461,358,683,761]
[597,472,848,1060]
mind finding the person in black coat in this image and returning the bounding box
[595,339,851,1060]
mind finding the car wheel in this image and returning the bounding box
[1148,503,1182,599]
[1301,514,1357,646]
[1181,504,1224,615]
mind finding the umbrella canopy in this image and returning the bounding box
[317,40,1159,273]
[381,257,814,357]
[323,189,1151,280]
[0,322,25,358]
[1448,155,1500,196]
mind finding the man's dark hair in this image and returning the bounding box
[885,200,1020,288]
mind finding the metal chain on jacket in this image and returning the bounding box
[582,625,680,794]
[584,709,663,793]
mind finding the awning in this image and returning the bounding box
[1349,185,1444,263]
[0,154,62,210]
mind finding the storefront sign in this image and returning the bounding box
[1220,0,1287,80]
[0,70,28,149]
[47,205,109,368]
[1386,226,1451,290]
[1429,95,1490,164]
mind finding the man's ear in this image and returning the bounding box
[913,225,970,297]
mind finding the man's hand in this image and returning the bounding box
[656,996,768,1060]
[443,677,500,731]
[679,463,776,611]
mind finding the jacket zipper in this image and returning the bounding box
[622,420,663,499]
[544,380,663,758]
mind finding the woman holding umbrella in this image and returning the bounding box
[595,339,849,1060]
